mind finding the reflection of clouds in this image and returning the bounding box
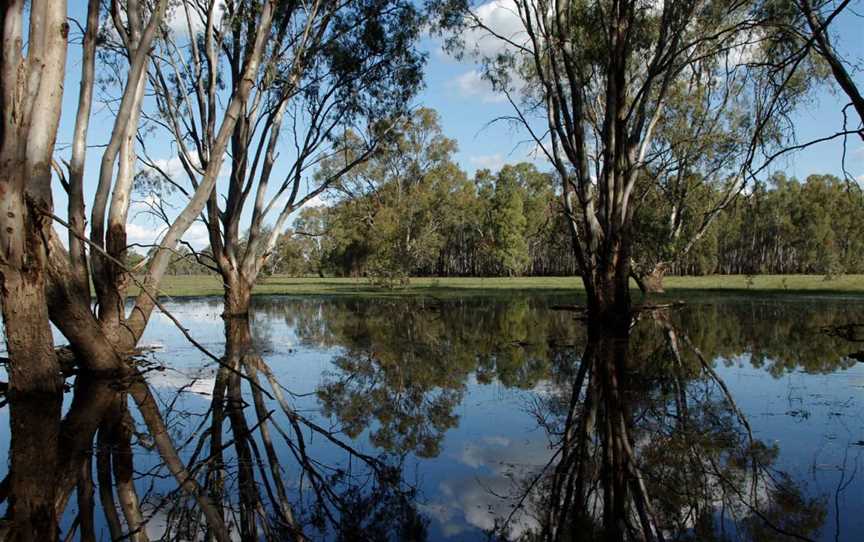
[438,474,536,538]
[146,366,216,395]
[141,501,242,541]
[427,435,551,538]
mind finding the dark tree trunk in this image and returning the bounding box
[584,235,633,332]
[222,277,260,540]
[5,392,62,542]
[544,323,663,542]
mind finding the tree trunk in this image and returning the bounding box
[584,236,633,332]
[0,129,62,396]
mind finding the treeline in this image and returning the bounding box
[158,167,864,280]
[676,174,864,276]
[261,169,864,281]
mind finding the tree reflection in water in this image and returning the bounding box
[291,298,855,541]
[0,363,425,540]
[1,297,861,540]
[495,311,829,542]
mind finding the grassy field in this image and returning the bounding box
[141,274,864,299]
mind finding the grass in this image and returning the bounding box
[139,274,864,299]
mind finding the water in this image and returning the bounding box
[1,294,863,540]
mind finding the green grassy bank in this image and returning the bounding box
[138,274,864,299]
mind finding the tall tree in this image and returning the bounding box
[149,1,424,536]
[0,3,68,538]
[325,108,460,283]
[433,0,807,325]
[44,0,276,372]
[487,165,530,275]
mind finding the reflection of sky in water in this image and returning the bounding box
[1,295,863,540]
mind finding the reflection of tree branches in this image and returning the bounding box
[491,315,827,541]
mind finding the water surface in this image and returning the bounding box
[1,294,862,540]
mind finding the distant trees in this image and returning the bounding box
[291,110,575,282]
[272,168,864,280]
[711,174,864,276]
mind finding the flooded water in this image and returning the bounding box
[1,294,863,540]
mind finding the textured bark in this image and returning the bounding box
[0,6,68,534]
[0,0,68,394]
[586,235,634,332]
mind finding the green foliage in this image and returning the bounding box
[709,174,864,275]
[486,166,530,275]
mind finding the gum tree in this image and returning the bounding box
[147,1,424,536]
[0,2,68,538]
[433,0,807,324]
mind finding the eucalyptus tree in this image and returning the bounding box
[0,3,68,537]
[149,0,424,330]
[0,0,68,395]
[43,0,278,376]
[3,1,279,539]
[433,0,808,323]
[322,108,461,284]
[147,1,423,537]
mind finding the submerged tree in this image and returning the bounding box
[39,0,279,375]
[433,0,813,320]
[147,1,424,537]
[0,2,68,539]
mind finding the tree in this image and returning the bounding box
[487,166,530,275]
[0,0,68,393]
[325,108,462,284]
[39,0,276,379]
[149,1,424,536]
[0,4,68,538]
[433,0,808,325]
[4,2,280,538]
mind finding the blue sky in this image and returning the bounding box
[53,1,863,250]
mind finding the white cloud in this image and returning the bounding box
[462,0,527,59]
[165,1,226,38]
[148,154,229,183]
[182,221,211,250]
[124,220,210,252]
[304,193,328,208]
[470,153,507,171]
[150,156,188,180]
[126,222,166,249]
[450,69,507,103]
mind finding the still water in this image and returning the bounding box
[1,294,863,540]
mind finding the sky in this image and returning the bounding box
[52,0,864,251]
